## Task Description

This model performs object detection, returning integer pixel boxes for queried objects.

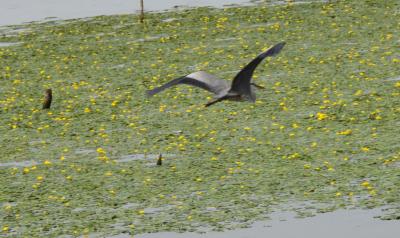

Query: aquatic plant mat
[1,0,399,236]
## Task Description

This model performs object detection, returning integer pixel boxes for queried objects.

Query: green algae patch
[1,0,400,237]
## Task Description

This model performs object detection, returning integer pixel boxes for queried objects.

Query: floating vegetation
[0,0,399,237]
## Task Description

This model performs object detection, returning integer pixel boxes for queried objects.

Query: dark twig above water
[157,154,162,166]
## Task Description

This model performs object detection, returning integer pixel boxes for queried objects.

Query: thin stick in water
[139,0,144,23]
[157,154,162,166]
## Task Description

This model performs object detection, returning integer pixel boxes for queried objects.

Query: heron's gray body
[146,42,286,107]
[185,71,230,97]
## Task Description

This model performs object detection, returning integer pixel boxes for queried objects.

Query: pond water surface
[0,0,255,26]
[135,208,399,238]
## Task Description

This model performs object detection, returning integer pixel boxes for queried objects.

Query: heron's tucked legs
[204,96,229,107]
[250,83,265,89]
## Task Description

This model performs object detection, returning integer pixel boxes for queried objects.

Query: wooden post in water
[139,0,144,23]
[42,89,52,109]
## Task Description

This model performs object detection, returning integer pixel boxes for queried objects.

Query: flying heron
[146,42,285,107]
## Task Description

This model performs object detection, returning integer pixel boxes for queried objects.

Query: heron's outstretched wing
[230,42,286,99]
[146,71,230,96]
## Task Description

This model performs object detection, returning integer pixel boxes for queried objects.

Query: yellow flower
[316,112,328,120]
[361,181,370,187]
[111,100,118,107]
[96,148,106,154]
[159,105,167,112]
[43,160,52,165]
[354,90,363,96]
[235,161,244,166]
[310,142,318,147]
[288,153,300,159]
[105,171,113,176]
[361,147,370,152]
[337,129,352,135]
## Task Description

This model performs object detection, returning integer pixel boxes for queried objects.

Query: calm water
[135,208,399,238]
[0,0,254,26]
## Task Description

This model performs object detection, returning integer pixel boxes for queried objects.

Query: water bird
[146,42,285,107]
[42,89,52,109]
